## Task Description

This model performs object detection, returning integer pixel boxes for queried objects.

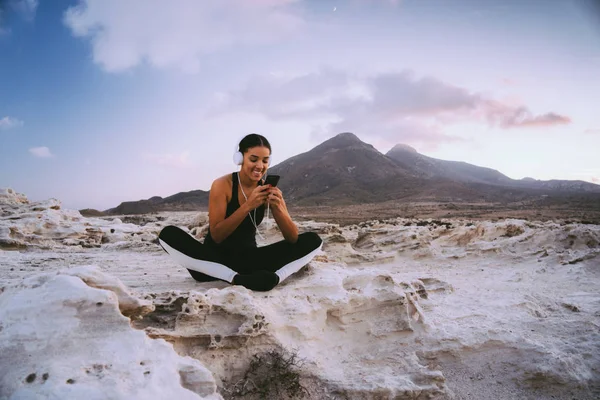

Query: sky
[1,0,599,210]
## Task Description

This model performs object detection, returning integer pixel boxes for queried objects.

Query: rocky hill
[385,143,600,193]
[104,190,210,215]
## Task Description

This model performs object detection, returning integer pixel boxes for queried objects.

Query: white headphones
[233,140,244,165]
[233,150,244,165]
[232,135,274,168]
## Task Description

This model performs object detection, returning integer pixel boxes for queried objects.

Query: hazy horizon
[2,0,599,210]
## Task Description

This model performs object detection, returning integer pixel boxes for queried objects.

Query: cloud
[10,0,38,20]
[509,112,571,128]
[359,72,571,129]
[483,104,571,128]
[211,67,350,119]
[144,151,193,169]
[365,71,481,118]
[0,116,24,130]
[29,146,54,158]
[592,177,600,184]
[585,128,600,134]
[63,0,303,73]
[213,68,571,147]
[0,0,38,29]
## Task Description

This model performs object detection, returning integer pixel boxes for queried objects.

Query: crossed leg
[158,226,323,291]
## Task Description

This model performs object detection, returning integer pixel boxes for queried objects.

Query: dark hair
[238,133,271,154]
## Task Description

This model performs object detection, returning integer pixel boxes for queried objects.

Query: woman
[158,134,323,291]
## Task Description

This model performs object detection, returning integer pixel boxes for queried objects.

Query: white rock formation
[1,189,599,399]
[137,265,444,398]
[0,265,221,400]
[0,188,161,250]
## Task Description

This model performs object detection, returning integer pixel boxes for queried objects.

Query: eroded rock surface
[2,189,599,399]
[0,266,221,400]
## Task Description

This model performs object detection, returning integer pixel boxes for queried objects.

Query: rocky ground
[289,198,600,226]
[1,188,599,399]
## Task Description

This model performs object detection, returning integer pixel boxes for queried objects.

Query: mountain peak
[388,143,418,154]
[334,132,361,141]
[325,132,363,146]
[315,132,370,151]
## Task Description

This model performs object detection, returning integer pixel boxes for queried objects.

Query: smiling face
[241,145,270,182]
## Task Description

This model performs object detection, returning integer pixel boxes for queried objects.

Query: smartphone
[263,174,280,187]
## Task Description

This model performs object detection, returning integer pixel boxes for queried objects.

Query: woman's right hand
[244,185,269,211]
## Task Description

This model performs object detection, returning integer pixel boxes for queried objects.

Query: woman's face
[242,145,270,181]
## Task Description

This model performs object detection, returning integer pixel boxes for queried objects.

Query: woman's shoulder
[214,173,234,183]
[210,173,234,193]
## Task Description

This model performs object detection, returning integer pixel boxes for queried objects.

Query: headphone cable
[237,172,265,241]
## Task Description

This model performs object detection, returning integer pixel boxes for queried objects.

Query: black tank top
[204,172,265,249]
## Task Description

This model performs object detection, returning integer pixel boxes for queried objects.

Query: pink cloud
[362,73,571,129]
[584,128,600,134]
[511,112,571,127]
[215,68,572,148]
[484,104,571,128]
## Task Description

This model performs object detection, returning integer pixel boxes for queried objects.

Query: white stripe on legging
[159,238,237,283]
[275,241,323,283]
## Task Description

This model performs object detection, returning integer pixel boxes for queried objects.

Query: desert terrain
[1,188,599,399]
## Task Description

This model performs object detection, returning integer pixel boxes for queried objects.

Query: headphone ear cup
[233,151,243,165]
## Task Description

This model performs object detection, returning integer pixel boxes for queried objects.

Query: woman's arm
[268,187,298,243]
[208,178,250,244]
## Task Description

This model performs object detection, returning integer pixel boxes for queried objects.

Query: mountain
[514,178,600,192]
[266,132,538,205]
[385,144,600,193]
[79,208,107,217]
[267,132,424,205]
[385,144,513,185]
[99,132,600,214]
[104,190,209,215]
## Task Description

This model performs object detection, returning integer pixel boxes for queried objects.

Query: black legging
[158,225,323,288]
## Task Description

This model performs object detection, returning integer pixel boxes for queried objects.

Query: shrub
[224,349,308,400]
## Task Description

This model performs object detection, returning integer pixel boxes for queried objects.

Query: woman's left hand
[266,186,298,242]
[267,187,286,211]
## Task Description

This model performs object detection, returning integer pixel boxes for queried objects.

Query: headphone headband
[232,134,273,167]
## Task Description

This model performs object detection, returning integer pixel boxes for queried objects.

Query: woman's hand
[244,185,269,211]
[267,187,286,211]
[266,186,297,242]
